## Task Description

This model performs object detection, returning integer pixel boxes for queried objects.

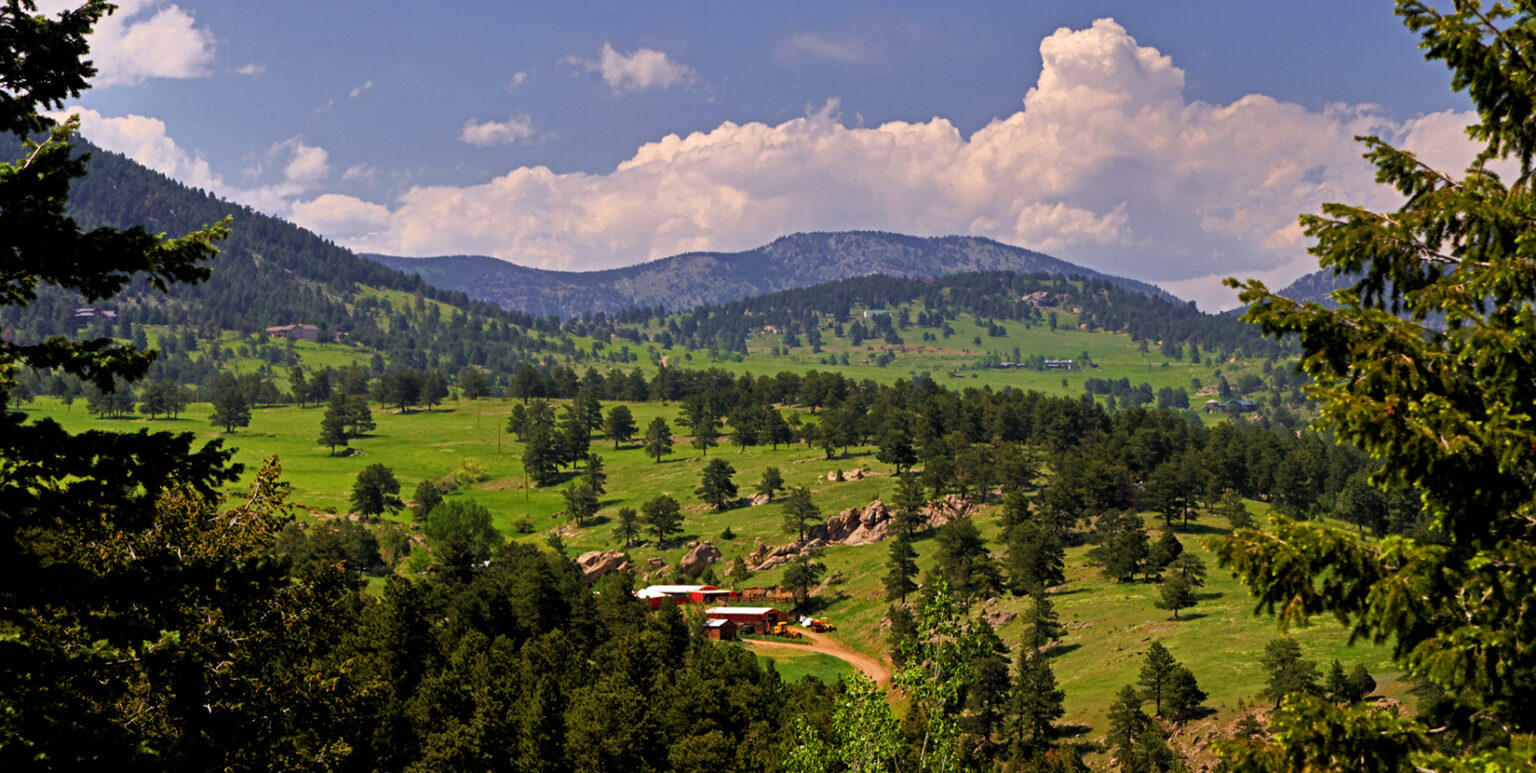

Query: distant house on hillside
[862,309,891,319]
[72,307,117,328]
[1043,359,1074,370]
[266,323,322,342]
[1204,399,1261,414]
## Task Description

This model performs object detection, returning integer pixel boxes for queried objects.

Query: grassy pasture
[23,390,1396,741]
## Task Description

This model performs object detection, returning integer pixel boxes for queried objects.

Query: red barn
[705,606,787,635]
[634,584,737,609]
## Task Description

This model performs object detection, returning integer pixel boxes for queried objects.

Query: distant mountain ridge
[365,232,1175,317]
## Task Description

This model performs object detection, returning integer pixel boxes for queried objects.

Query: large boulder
[575,550,632,580]
[679,540,722,575]
[924,494,973,528]
[808,498,892,545]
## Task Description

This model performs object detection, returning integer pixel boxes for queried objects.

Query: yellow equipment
[810,618,836,632]
[772,621,801,638]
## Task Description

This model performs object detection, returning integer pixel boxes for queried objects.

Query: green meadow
[22,384,1395,743]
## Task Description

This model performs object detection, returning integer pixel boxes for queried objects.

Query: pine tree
[892,471,928,537]
[615,506,640,547]
[603,404,636,448]
[643,416,673,463]
[883,531,919,603]
[411,479,441,523]
[318,401,349,454]
[1154,573,1197,621]
[782,486,822,542]
[696,458,738,510]
[1006,519,1065,595]
[1106,685,1151,765]
[641,494,682,545]
[1138,642,1178,717]
[351,464,402,516]
[1022,587,1064,650]
[1006,648,1065,759]
[756,466,784,501]
[209,379,251,433]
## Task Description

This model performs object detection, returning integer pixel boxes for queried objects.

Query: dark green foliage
[411,478,442,522]
[756,465,784,501]
[1007,648,1065,759]
[1106,685,1152,765]
[209,376,250,432]
[422,498,500,561]
[782,485,822,542]
[562,481,600,526]
[1022,587,1064,650]
[695,457,738,510]
[643,416,674,462]
[782,553,825,604]
[1005,519,1065,595]
[641,494,683,545]
[1154,573,1197,620]
[884,531,919,603]
[603,403,636,447]
[615,506,640,547]
[351,463,402,516]
[275,518,383,576]
[318,398,349,454]
[931,514,1002,608]
[892,471,928,536]
[1258,638,1319,708]
[1165,665,1206,721]
[1088,511,1149,583]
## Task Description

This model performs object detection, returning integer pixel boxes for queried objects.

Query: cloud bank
[67,18,1485,309]
[36,0,216,87]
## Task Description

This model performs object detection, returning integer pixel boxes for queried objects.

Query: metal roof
[706,606,777,616]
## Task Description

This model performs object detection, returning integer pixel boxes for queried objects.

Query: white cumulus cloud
[63,19,1489,311]
[35,0,216,87]
[349,80,373,99]
[569,42,696,92]
[233,63,265,77]
[460,115,536,146]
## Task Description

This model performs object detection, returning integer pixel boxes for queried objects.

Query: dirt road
[743,629,892,687]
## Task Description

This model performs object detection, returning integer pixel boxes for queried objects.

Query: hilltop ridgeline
[366,231,1174,318]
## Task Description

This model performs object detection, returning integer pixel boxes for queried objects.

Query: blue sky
[43,1,1478,309]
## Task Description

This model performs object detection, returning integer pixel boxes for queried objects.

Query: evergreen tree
[781,485,822,542]
[520,417,561,486]
[643,416,674,463]
[1007,648,1065,759]
[351,463,402,516]
[209,378,251,433]
[932,514,1002,608]
[344,393,374,437]
[318,401,349,454]
[782,553,825,605]
[615,506,640,547]
[562,481,600,526]
[582,452,607,496]
[420,369,448,411]
[641,494,682,545]
[1165,665,1207,721]
[1154,573,1197,621]
[1006,519,1065,595]
[1106,685,1151,766]
[883,531,919,603]
[1022,587,1064,650]
[755,466,784,501]
[1148,529,1183,575]
[1138,642,1178,717]
[457,365,489,399]
[1087,511,1149,583]
[288,365,308,407]
[1257,638,1319,709]
[763,408,794,449]
[411,479,441,523]
[892,471,928,537]
[603,403,636,448]
[696,458,738,510]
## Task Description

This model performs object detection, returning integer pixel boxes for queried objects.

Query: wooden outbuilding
[703,619,738,641]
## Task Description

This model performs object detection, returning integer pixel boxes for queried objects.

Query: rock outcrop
[679,541,722,574]
[807,499,892,545]
[575,550,631,580]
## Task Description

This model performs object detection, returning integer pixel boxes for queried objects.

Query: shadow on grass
[1044,642,1082,658]
[1170,612,1210,622]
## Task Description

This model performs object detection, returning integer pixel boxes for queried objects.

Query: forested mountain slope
[367,231,1175,318]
